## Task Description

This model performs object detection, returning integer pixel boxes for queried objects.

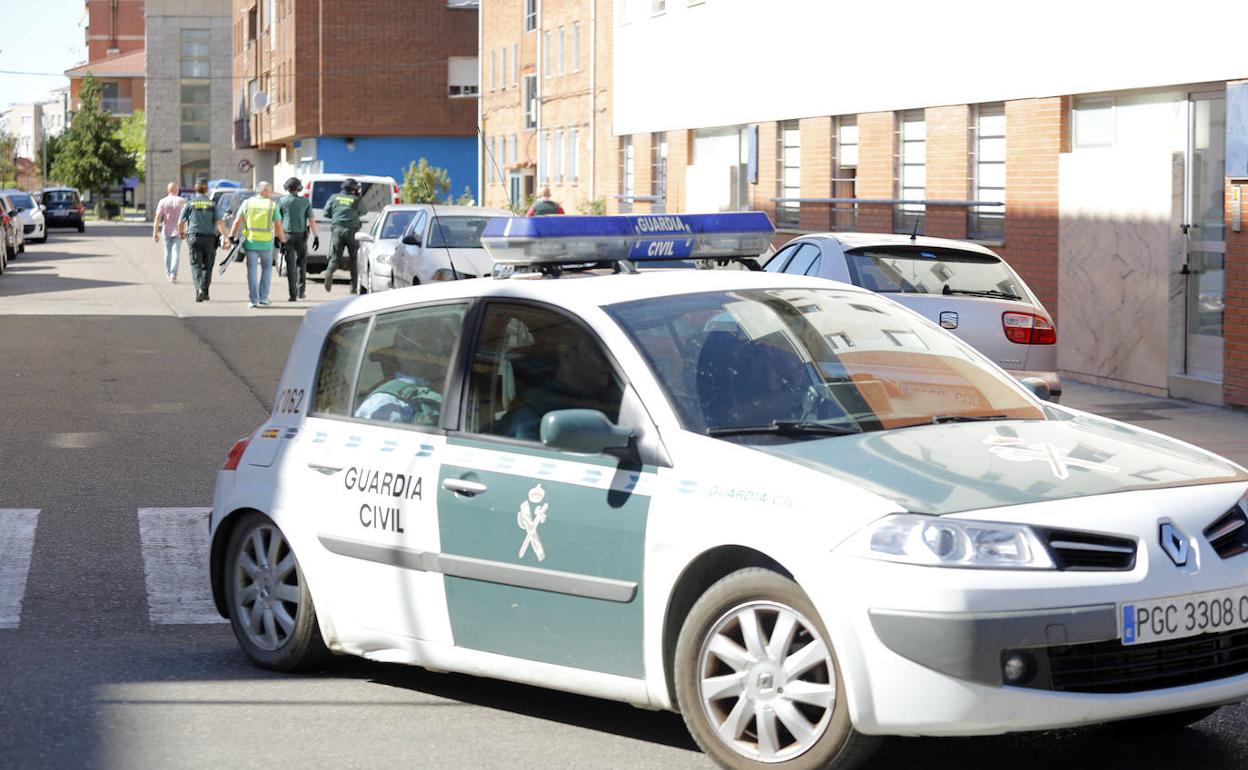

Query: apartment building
[479,0,614,213]
[146,0,266,206]
[70,0,147,115]
[2,104,43,162]
[84,0,146,61]
[232,0,479,199]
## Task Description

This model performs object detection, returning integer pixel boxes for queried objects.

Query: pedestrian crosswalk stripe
[0,509,39,630]
[137,508,227,626]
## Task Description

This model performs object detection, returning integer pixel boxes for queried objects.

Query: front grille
[1037,528,1137,571]
[1015,629,1248,693]
[22,224,34,234]
[1204,505,1248,560]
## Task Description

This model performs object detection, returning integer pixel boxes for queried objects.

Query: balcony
[101,97,133,115]
[234,118,253,149]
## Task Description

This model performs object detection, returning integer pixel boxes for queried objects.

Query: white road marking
[137,508,226,625]
[0,509,39,630]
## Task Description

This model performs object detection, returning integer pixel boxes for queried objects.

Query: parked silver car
[353,204,422,293]
[388,205,514,285]
[765,232,1061,399]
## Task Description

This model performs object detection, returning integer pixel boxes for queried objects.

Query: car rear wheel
[76,222,85,233]
[224,512,329,671]
[675,568,878,770]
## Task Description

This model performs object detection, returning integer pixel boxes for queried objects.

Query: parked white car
[389,205,513,285]
[766,233,1061,400]
[295,173,401,272]
[209,212,1248,770]
[354,204,422,293]
[0,190,45,244]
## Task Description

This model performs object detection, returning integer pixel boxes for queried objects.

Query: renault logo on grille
[1159,522,1191,567]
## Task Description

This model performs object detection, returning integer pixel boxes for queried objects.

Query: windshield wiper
[929,414,1010,424]
[941,286,1021,301]
[707,420,863,438]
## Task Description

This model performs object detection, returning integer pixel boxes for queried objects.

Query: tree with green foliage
[51,76,133,215]
[455,186,475,206]
[116,110,145,182]
[400,158,452,204]
[0,128,17,188]
[576,198,607,215]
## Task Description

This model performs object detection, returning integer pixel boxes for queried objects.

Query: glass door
[1183,92,1227,381]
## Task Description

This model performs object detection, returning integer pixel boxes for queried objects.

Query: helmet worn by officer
[341,178,361,194]
[283,177,303,193]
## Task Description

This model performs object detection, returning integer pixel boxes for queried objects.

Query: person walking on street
[525,187,565,216]
[229,181,286,309]
[276,177,317,301]
[178,178,226,302]
[153,182,186,283]
[323,178,367,294]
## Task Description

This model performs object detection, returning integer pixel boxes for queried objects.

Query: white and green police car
[209,213,1248,770]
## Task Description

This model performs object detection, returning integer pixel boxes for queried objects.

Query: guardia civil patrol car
[210,212,1248,770]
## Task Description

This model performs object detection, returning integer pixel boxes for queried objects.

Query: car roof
[375,204,513,217]
[306,267,873,329]
[41,187,78,192]
[799,231,1000,257]
[303,173,397,183]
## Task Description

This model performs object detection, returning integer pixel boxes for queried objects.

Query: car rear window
[844,246,1026,301]
[42,190,79,206]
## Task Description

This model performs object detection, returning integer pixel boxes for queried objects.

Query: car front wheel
[224,512,329,671]
[675,568,878,770]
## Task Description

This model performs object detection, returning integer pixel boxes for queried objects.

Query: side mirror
[6,210,15,218]
[1019,377,1052,402]
[401,232,421,247]
[39,204,46,212]
[355,232,374,243]
[540,409,632,454]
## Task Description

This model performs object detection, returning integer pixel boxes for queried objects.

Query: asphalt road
[1,224,1247,769]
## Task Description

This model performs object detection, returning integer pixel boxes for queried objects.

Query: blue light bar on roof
[481,212,775,266]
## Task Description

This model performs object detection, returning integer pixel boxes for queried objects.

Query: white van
[296,173,401,272]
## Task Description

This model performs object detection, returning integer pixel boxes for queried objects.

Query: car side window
[313,318,370,416]
[352,303,469,426]
[464,302,623,442]
[783,243,820,276]
[764,243,801,273]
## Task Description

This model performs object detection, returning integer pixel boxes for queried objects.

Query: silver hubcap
[233,524,300,651]
[697,601,837,763]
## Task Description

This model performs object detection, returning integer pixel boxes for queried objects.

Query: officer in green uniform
[323,178,367,294]
[276,177,318,301]
[177,177,227,302]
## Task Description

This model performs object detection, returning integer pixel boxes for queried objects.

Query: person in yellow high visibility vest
[229,181,286,308]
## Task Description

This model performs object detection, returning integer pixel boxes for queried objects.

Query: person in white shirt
[152,183,187,282]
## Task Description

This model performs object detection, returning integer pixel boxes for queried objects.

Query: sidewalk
[1063,380,1248,468]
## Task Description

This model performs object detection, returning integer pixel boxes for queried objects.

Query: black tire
[223,512,330,671]
[76,222,85,233]
[674,568,879,770]
[17,240,23,254]
[34,236,46,244]
[1110,706,1221,733]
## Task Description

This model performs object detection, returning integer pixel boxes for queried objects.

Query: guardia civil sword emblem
[517,483,550,561]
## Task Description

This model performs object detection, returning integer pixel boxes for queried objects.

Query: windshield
[380,210,417,240]
[607,288,1043,439]
[5,193,35,210]
[845,246,1027,300]
[426,215,490,249]
[42,190,79,206]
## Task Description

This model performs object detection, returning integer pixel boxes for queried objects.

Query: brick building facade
[85,0,146,61]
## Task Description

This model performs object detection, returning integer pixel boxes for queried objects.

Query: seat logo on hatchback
[939,311,958,329]
[1159,522,1191,567]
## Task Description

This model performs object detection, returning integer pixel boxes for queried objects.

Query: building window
[523,75,538,129]
[524,0,537,31]
[181,83,211,144]
[651,132,667,212]
[619,136,634,213]
[180,149,210,189]
[496,137,506,184]
[568,128,579,183]
[512,44,519,85]
[572,23,581,72]
[539,130,549,182]
[775,120,800,229]
[246,6,258,45]
[969,103,1006,241]
[1073,97,1113,148]
[508,134,517,166]
[894,110,925,234]
[653,0,666,12]
[554,129,564,182]
[490,49,497,91]
[832,116,858,230]
[500,47,507,89]
[181,29,211,79]
[448,57,479,97]
[543,30,551,77]
[558,26,566,76]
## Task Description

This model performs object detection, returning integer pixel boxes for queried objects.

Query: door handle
[442,478,488,496]
[307,462,344,475]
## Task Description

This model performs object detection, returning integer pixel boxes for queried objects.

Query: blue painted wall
[313,136,477,203]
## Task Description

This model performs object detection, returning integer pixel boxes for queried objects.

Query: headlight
[843,513,1055,570]
[375,252,390,265]
[430,268,458,281]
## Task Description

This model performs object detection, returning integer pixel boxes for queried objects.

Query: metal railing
[100,97,133,115]
[769,197,1004,238]
[233,118,253,149]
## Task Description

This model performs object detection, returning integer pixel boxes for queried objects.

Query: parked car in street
[215,190,256,260]
[765,232,1061,400]
[0,200,13,274]
[0,194,26,257]
[39,187,85,232]
[389,205,513,285]
[0,190,46,244]
[353,204,422,293]
[297,173,401,272]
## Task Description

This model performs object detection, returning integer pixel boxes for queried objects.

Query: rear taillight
[1002,312,1056,345]
[223,434,252,470]
[392,184,401,204]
